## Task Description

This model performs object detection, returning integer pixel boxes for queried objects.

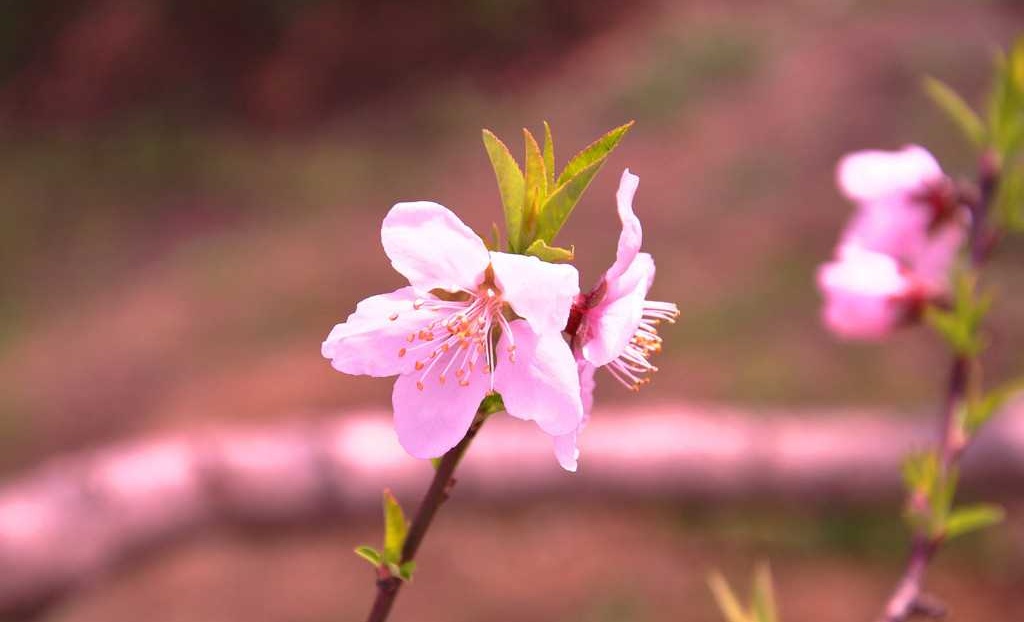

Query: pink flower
[556,169,679,469]
[837,145,961,263]
[818,146,966,340]
[322,201,584,465]
[817,243,917,340]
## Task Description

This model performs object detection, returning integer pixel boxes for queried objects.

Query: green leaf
[751,563,778,622]
[524,239,575,262]
[537,158,604,244]
[482,129,526,252]
[398,560,417,581]
[556,121,634,187]
[945,503,1005,540]
[382,489,409,565]
[965,377,1024,434]
[708,572,750,622]
[354,545,382,567]
[925,270,991,356]
[543,121,556,189]
[522,128,548,248]
[923,76,986,148]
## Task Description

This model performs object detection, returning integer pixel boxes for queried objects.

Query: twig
[875,153,1000,622]
[364,413,486,622]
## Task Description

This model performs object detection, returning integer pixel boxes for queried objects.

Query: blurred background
[3,0,1024,620]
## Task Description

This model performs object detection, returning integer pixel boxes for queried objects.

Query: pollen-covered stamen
[607,299,679,391]
[391,288,508,391]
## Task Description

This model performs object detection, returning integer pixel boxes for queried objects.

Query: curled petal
[494,320,583,436]
[322,287,442,377]
[604,169,642,283]
[490,252,579,336]
[550,360,596,472]
[392,360,490,459]
[382,201,490,292]
[817,244,911,340]
[837,145,943,203]
[581,253,654,367]
[912,221,965,294]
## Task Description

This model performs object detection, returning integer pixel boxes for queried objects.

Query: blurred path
[3,403,1024,618]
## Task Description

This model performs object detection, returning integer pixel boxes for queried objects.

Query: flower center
[606,300,679,392]
[393,286,515,391]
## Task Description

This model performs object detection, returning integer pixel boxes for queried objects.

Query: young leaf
[522,128,548,248]
[751,563,778,622]
[398,560,417,581]
[923,76,986,148]
[708,572,750,622]
[542,121,556,189]
[382,489,409,565]
[537,158,605,244]
[482,130,526,252]
[354,545,382,567]
[944,503,1005,540]
[965,377,1024,434]
[525,239,575,263]
[556,121,634,187]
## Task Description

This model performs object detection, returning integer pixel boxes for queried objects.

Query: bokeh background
[3,0,1024,620]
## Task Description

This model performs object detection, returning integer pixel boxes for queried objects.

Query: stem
[364,413,487,622]
[875,152,999,622]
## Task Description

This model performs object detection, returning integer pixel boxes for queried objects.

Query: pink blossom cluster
[322,170,678,470]
[817,146,967,340]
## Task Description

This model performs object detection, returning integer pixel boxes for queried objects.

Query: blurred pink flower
[819,146,966,340]
[557,169,679,469]
[817,243,916,340]
[838,145,962,262]
[322,201,583,465]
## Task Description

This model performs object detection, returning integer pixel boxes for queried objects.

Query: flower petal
[322,287,442,377]
[490,252,579,336]
[494,320,583,436]
[604,169,642,283]
[392,360,490,459]
[911,221,964,293]
[381,201,490,292]
[837,145,943,203]
[553,432,579,472]
[817,244,910,340]
[841,197,930,260]
[581,253,654,367]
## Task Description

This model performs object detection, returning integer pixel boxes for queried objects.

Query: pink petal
[911,222,964,293]
[381,201,490,293]
[322,287,443,377]
[841,197,931,261]
[817,244,910,340]
[581,253,654,367]
[604,169,642,283]
[494,320,583,436]
[578,360,596,421]
[552,432,579,472]
[490,252,579,336]
[392,360,490,459]
[836,145,943,203]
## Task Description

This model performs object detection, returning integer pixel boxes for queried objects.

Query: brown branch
[364,414,485,622]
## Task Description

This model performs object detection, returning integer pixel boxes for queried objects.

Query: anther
[398,348,407,358]
[416,381,425,391]
[388,312,399,321]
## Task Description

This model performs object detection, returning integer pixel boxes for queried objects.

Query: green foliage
[922,76,986,148]
[945,503,1005,540]
[994,163,1024,231]
[525,239,575,262]
[900,451,1004,541]
[482,130,526,252]
[924,270,991,357]
[962,377,1024,434]
[708,563,779,622]
[353,490,415,581]
[481,121,633,252]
